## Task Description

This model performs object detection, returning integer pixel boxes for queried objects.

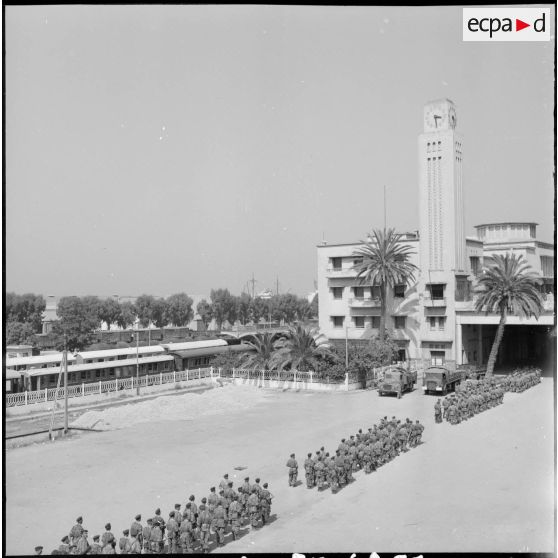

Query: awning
[169,343,252,359]
[161,339,228,352]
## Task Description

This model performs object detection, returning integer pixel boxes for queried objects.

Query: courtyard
[5,378,555,555]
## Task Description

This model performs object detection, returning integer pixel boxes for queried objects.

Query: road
[5,378,554,555]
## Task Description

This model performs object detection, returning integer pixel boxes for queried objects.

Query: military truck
[378,365,417,398]
[422,363,464,395]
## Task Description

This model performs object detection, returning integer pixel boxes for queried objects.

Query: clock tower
[418,98,466,274]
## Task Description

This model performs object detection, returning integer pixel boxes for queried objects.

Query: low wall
[6,378,216,417]
[230,377,365,392]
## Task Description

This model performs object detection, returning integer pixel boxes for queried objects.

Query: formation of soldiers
[501,367,541,392]
[435,379,504,424]
[48,473,273,554]
[292,416,425,494]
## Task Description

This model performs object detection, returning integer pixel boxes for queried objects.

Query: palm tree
[237,332,279,371]
[474,253,544,377]
[352,228,418,343]
[270,324,333,372]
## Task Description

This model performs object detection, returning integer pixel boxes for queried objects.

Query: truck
[422,364,464,395]
[378,366,417,398]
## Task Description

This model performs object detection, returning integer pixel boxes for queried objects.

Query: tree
[197,299,213,330]
[135,295,156,328]
[98,298,121,331]
[235,293,252,325]
[249,297,269,324]
[353,228,418,343]
[309,293,318,319]
[6,321,36,345]
[238,332,280,370]
[270,324,334,372]
[164,293,194,327]
[51,296,100,351]
[270,293,300,324]
[116,301,137,330]
[81,296,103,329]
[474,253,544,377]
[151,298,168,328]
[210,289,237,330]
[6,292,46,332]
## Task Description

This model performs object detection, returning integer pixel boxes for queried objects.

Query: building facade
[317,99,555,370]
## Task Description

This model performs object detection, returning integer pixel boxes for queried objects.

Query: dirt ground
[5,379,555,555]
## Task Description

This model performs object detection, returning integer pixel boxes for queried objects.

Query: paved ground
[5,378,555,555]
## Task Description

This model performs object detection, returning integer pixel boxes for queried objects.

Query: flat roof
[77,346,165,360]
[161,339,228,351]
[474,222,538,228]
[23,355,174,377]
[6,353,76,367]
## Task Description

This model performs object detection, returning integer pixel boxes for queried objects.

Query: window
[394,316,406,329]
[109,369,115,377]
[96,370,101,378]
[394,284,405,298]
[354,316,365,328]
[49,374,55,384]
[430,351,445,366]
[332,316,345,328]
[353,257,363,266]
[331,287,344,299]
[429,284,445,299]
[469,256,480,276]
[331,257,342,270]
[353,286,365,299]
[81,371,86,379]
[371,316,380,329]
[371,286,381,299]
[429,317,446,330]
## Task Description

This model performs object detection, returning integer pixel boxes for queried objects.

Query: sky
[5,5,555,299]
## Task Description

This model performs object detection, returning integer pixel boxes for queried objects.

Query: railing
[423,296,447,307]
[348,297,381,307]
[5,368,214,408]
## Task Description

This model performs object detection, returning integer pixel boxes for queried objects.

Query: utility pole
[63,333,68,435]
[136,323,140,396]
[250,273,257,299]
[345,324,349,369]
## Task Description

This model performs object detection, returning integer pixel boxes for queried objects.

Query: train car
[9,338,254,393]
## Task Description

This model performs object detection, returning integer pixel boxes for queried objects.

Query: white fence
[5,368,213,408]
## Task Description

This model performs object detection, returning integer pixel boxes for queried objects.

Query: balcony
[348,297,381,308]
[423,296,447,308]
[325,266,357,278]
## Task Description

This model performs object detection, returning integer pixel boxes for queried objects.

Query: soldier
[327,456,338,493]
[314,455,326,490]
[219,473,230,491]
[58,536,71,554]
[150,518,163,554]
[142,519,153,554]
[434,398,442,423]
[343,450,354,482]
[228,494,242,540]
[69,516,84,546]
[447,399,457,425]
[286,453,298,487]
[398,423,408,452]
[179,512,195,554]
[102,540,117,555]
[334,450,345,488]
[252,477,263,497]
[130,514,142,545]
[174,504,182,528]
[166,511,179,554]
[260,482,273,525]
[197,502,212,554]
[236,487,248,526]
[129,533,142,555]
[153,508,166,537]
[101,524,115,552]
[304,452,315,488]
[119,529,131,555]
[224,482,236,518]
[240,476,251,496]
[442,396,450,421]
[203,487,216,514]
[247,487,260,529]
[213,500,227,546]
[89,536,102,555]
[76,530,90,555]
[34,546,43,555]
[415,420,424,444]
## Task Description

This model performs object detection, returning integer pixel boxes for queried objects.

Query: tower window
[394,316,406,329]
[354,316,365,328]
[394,284,406,298]
[332,316,345,328]
[331,287,344,299]
[330,257,342,270]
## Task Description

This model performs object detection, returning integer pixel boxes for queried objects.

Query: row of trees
[212,324,401,381]
[5,293,47,345]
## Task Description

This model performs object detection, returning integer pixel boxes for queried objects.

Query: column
[455,321,463,365]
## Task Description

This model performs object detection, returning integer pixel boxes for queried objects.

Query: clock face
[448,106,457,129]
[424,107,446,131]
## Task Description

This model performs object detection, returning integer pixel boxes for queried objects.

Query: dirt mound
[71,384,269,430]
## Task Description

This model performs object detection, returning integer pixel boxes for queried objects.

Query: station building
[317,99,555,371]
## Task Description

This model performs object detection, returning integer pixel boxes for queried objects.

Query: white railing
[5,368,213,408]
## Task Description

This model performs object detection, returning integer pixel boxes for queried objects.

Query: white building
[317,99,555,370]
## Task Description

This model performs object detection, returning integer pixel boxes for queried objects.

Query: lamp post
[135,323,140,396]
[63,333,69,435]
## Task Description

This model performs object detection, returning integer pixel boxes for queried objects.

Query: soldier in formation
[50,473,274,554]
[502,367,541,392]
[298,417,424,494]
[438,377,505,425]
[286,453,299,486]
